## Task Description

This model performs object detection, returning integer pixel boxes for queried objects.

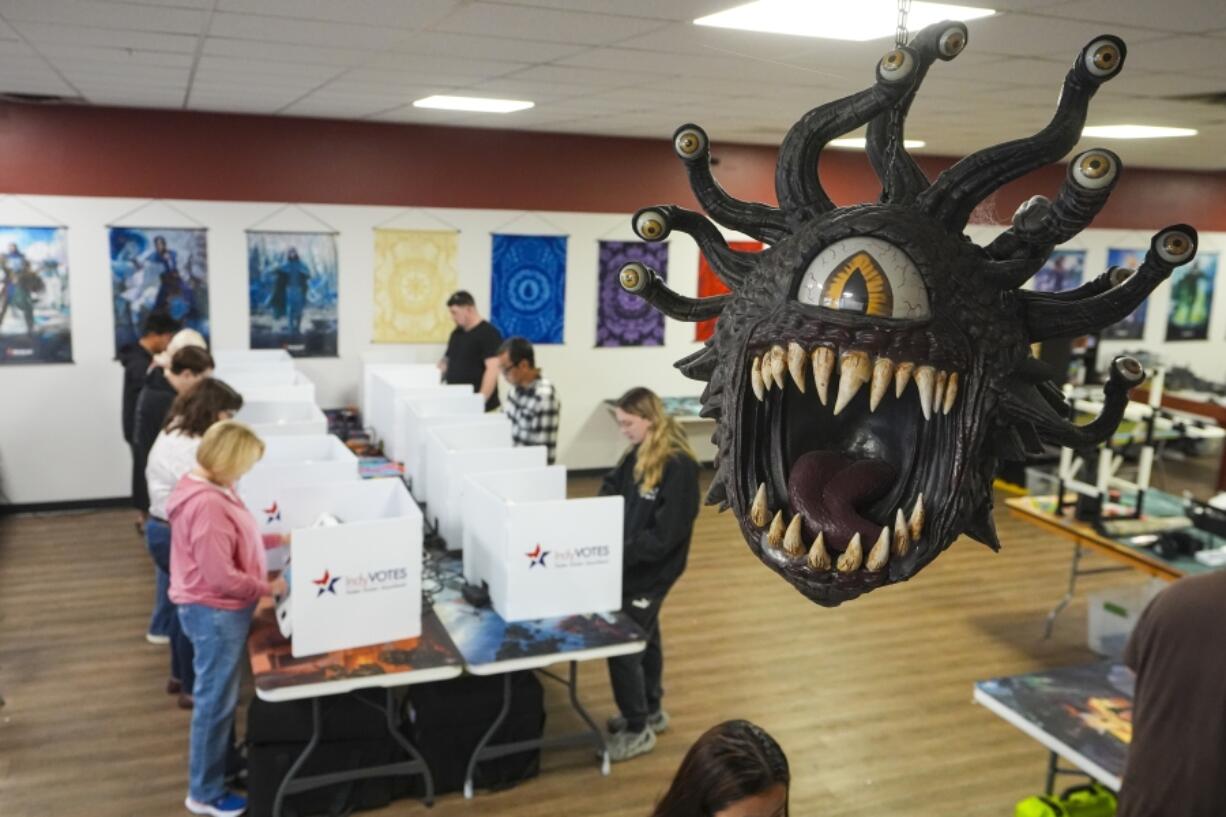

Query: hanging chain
[895,0,912,48]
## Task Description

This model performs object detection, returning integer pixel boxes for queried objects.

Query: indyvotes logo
[311,565,411,596]
[525,544,611,570]
[263,501,281,523]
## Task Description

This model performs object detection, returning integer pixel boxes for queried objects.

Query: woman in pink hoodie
[168,420,284,817]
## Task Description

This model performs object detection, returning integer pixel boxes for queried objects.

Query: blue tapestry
[596,240,668,347]
[110,227,208,354]
[490,234,567,344]
[247,231,339,358]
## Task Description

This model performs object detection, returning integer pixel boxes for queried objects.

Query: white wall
[0,195,711,504]
[2,195,1223,505]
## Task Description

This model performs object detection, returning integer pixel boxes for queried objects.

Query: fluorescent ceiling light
[412,95,534,113]
[695,0,994,41]
[1081,124,1197,139]
[830,137,926,149]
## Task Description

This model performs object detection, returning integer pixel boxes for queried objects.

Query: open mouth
[737,337,963,595]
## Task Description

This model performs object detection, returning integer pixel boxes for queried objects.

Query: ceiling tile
[0,0,206,33]
[201,36,373,67]
[958,11,1166,59]
[37,43,193,68]
[499,63,658,88]
[1120,35,1226,75]
[208,12,410,49]
[12,21,198,51]
[389,30,586,63]
[1030,0,1226,33]
[433,2,667,46]
[483,0,729,23]
[216,0,461,29]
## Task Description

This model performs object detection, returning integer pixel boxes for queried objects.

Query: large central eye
[796,237,930,320]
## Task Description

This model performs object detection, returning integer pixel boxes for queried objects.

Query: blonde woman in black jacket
[601,387,700,762]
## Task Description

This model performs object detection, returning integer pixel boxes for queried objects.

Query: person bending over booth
[118,311,180,529]
[145,379,244,708]
[438,290,503,411]
[601,387,700,762]
[650,720,790,817]
[1117,570,1226,817]
[498,336,561,464]
[168,420,284,817]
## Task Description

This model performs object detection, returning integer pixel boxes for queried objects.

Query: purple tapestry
[597,240,668,347]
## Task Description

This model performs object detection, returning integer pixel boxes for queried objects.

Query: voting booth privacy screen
[363,364,443,448]
[390,389,483,465]
[404,413,505,501]
[244,478,423,657]
[237,399,328,436]
[216,367,316,404]
[240,434,359,500]
[463,467,624,621]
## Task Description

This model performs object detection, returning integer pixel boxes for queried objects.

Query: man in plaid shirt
[498,337,560,464]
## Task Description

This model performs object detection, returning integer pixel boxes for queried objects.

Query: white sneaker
[146,632,170,645]
[607,728,657,762]
[185,793,247,817]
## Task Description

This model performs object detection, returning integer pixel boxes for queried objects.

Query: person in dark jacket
[600,386,700,763]
[118,311,180,445]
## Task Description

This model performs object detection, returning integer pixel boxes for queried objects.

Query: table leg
[563,661,609,775]
[464,673,513,800]
[272,691,435,816]
[273,698,323,817]
[1045,750,1059,796]
[1044,544,1083,640]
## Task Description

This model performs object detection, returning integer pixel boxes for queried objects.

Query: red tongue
[787,451,896,552]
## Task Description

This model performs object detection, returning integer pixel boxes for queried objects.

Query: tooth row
[753,484,925,574]
[749,346,960,418]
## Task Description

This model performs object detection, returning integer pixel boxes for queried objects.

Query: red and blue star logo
[263,501,281,523]
[312,569,340,597]
[525,544,549,568]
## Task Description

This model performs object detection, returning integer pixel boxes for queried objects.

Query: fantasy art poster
[372,228,457,344]
[1165,252,1216,342]
[596,240,668,347]
[1033,249,1085,293]
[0,226,71,365]
[490,233,567,344]
[696,240,761,342]
[247,231,338,358]
[110,227,208,354]
[1101,248,1149,340]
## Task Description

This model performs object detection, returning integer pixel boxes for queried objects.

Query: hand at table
[269,576,288,599]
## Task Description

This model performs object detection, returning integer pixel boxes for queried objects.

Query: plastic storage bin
[1087,579,1165,658]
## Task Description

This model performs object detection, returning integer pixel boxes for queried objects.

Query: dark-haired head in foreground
[651,720,789,817]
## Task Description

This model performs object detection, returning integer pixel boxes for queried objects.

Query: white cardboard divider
[244,479,423,657]
[383,386,474,463]
[432,445,547,552]
[394,390,484,469]
[405,414,509,502]
[461,467,623,622]
[213,349,292,367]
[217,368,316,404]
[422,419,512,528]
[238,399,328,437]
[362,364,442,444]
[240,434,359,500]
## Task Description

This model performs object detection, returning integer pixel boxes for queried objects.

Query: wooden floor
[1,454,1216,817]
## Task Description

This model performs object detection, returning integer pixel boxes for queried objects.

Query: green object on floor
[1015,783,1116,817]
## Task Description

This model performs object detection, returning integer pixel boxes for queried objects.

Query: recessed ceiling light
[829,137,926,149]
[1081,124,1197,139]
[412,95,534,113]
[694,0,994,41]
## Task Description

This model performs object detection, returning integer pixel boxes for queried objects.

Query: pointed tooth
[933,370,948,414]
[894,361,915,398]
[908,494,925,541]
[806,531,832,570]
[836,533,863,573]
[811,347,834,406]
[783,514,805,556]
[769,345,786,390]
[750,356,765,402]
[787,342,807,393]
[833,351,871,416]
[869,357,894,412]
[767,511,785,548]
[866,527,890,572]
[893,508,912,557]
[943,372,959,415]
[750,483,770,528]
[914,365,935,420]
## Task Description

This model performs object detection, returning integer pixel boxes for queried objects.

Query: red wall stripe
[0,102,1223,231]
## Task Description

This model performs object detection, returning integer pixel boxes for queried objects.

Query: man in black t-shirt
[438,290,502,411]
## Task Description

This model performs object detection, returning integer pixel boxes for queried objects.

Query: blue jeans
[178,603,254,803]
[145,519,194,689]
[145,518,176,637]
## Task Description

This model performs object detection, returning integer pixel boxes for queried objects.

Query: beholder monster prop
[617,22,1199,606]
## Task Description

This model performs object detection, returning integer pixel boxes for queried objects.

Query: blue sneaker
[185,792,247,817]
